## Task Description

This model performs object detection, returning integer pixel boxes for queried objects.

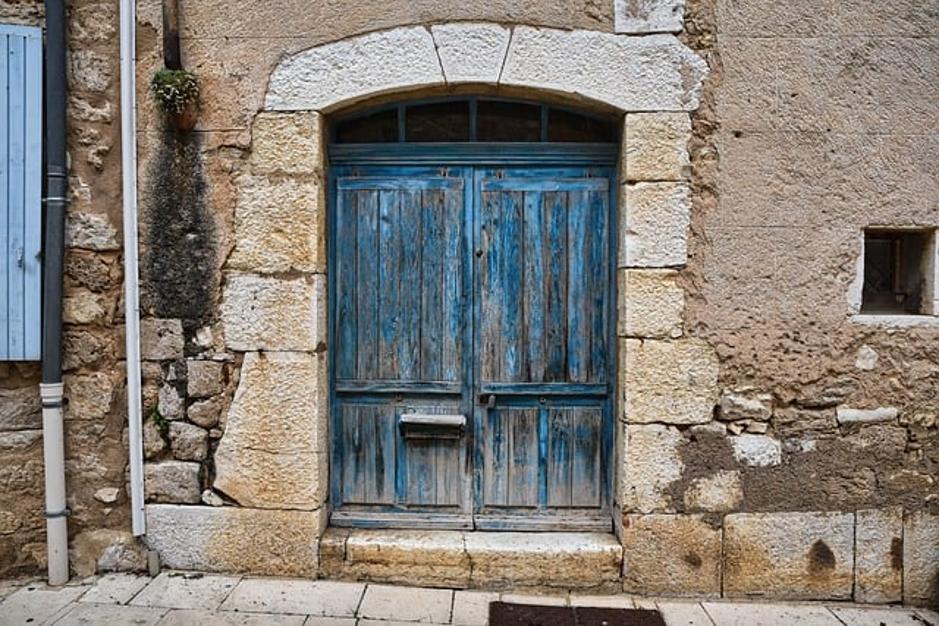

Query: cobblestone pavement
[0,572,936,625]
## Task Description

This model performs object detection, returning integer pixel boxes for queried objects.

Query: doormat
[489,601,667,626]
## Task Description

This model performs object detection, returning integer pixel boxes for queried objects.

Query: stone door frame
[148,21,712,577]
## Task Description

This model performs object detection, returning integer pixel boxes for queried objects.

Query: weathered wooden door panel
[473,168,613,527]
[331,169,472,521]
[331,164,614,530]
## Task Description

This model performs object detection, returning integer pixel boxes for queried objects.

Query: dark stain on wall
[143,132,217,324]
[808,540,836,575]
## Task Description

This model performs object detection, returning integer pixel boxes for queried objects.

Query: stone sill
[319,527,623,592]
[850,314,939,328]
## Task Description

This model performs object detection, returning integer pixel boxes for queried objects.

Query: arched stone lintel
[264,23,708,114]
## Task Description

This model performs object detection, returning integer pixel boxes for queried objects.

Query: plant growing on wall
[150,68,200,131]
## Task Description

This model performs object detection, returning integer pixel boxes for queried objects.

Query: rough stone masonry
[0,0,935,609]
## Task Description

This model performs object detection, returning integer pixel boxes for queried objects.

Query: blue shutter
[0,25,43,361]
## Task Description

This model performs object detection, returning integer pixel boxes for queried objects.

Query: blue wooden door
[473,167,613,530]
[330,164,614,530]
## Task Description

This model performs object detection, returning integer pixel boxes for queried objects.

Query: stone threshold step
[320,528,623,592]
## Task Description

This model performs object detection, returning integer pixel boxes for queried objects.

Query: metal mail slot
[399,413,466,439]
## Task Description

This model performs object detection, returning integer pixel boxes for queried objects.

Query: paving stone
[55,602,167,625]
[500,592,568,606]
[568,594,633,608]
[160,610,307,625]
[655,601,715,625]
[451,590,499,625]
[130,572,241,610]
[358,584,453,624]
[79,573,151,605]
[302,618,357,626]
[0,584,89,625]
[219,579,363,617]
[701,602,842,625]
[829,607,924,626]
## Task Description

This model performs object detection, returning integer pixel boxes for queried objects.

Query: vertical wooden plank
[500,191,524,381]
[340,405,366,504]
[357,189,380,379]
[441,182,463,382]
[544,192,568,382]
[364,405,396,504]
[406,439,436,505]
[420,188,443,381]
[567,189,589,383]
[398,187,422,379]
[571,407,602,507]
[435,442,460,506]
[0,33,9,357]
[378,189,401,379]
[508,408,539,507]
[523,191,546,382]
[335,188,358,379]
[588,187,609,383]
[22,31,41,359]
[483,407,507,506]
[479,188,502,382]
[6,33,25,359]
[546,408,573,507]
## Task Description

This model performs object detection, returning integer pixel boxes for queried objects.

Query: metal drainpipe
[40,0,70,586]
[121,0,146,537]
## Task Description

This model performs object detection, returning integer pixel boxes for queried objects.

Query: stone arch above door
[264,23,708,113]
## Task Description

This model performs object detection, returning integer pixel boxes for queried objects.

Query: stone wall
[0,0,141,578]
[0,0,934,607]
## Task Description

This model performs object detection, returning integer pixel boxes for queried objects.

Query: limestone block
[618,269,684,339]
[464,532,622,589]
[623,338,719,425]
[836,407,899,425]
[157,384,183,420]
[188,398,222,429]
[904,510,939,606]
[731,434,781,467]
[227,175,325,274]
[325,529,471,588]
[854,345,879,370]
[621,424,683,513]
[724,512,855,600]
[221,275,319,351]
[169,422,208,462]
[250,111,323,176]
[62,289,108,325]
[614,0,686,34]
[145,504,320,577]
[773,407,837,437]
[142,419,166,459]
[64,372,115,421]
[214,352,327,510]
[266,27,443,111]
[719,390,773,422]
[501,28,707,112]
[69,50,112,92]
[0,387,41,430]
[622,514,721,596]
[139,318,184,361]
[144,461,201,504]
[187,360,224,398]
[432,23,510,84]
[625,113,690,182]
[65,212,119,251]
[620,183,691,268]
[683,470,743,512]
[855,507,902,604]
